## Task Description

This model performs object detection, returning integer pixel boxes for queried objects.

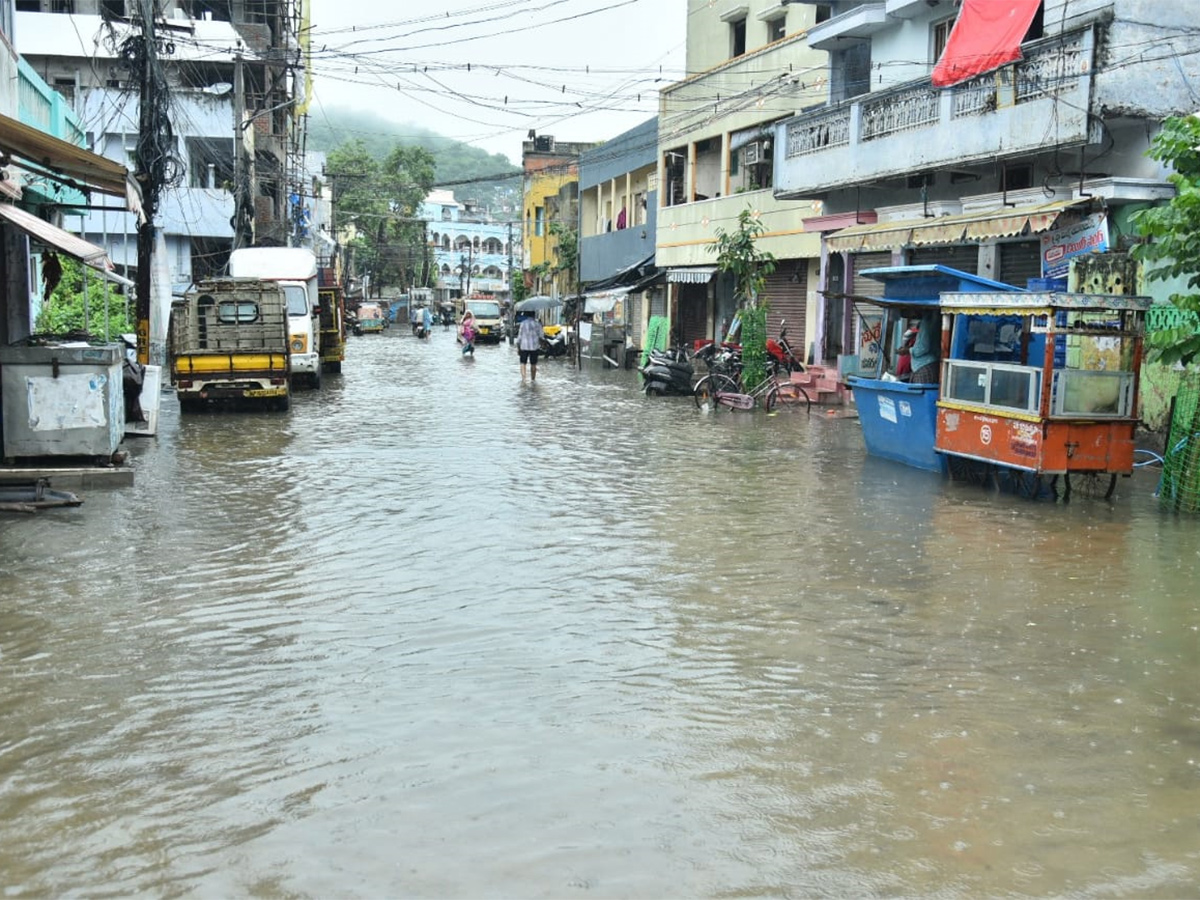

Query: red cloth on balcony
[931,0,1042,88]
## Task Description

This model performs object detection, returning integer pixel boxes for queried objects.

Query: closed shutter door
[998,239,1041,288]
[678,283,708,345]
[650,288,667,319]
[908,244,979,273]
[762,267,807,350]
[851,251,894,297]
[628,292,643,346]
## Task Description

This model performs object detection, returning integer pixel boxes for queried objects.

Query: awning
[730,122,779,152]
[583,288,630,314]
[667,266,717,284]
[0,111,132,200]
[826,199,1088,253]
[0,202,123,281]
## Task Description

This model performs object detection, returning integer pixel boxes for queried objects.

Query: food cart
[935,288,1150,499]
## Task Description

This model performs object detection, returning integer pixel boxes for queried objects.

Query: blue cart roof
[857,265,1025,306]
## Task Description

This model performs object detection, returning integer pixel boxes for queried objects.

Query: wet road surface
[2,326,1199,897]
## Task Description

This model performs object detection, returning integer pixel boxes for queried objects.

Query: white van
[229,248,322,388]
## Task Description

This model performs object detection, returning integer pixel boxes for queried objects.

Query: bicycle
[695,358,811,412]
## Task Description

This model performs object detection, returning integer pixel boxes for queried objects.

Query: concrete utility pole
[134,0,162,367]
[232,51,247,251]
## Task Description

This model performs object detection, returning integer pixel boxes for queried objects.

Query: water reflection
[0,330,1197,897]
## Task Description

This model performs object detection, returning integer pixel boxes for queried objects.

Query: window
[15,1,38,13]
[731,17,746,57]
[933,17,953,64]
[217,301,259,324]
[534,207,544,237]
[664,148,686,207]
[50,0,73,11]
[282,284,308,317]
[841,43,871,101]
[767,16,786,43]
[1002,163,1033,192]
[816,4,832,24]
[100,0,126,16]
[53,78,76,104]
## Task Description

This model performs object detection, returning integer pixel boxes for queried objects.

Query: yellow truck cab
[170,278,292,411]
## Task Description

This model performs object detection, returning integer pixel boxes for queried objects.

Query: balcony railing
[784,29,1091,162]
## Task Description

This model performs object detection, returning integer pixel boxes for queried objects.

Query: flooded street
[2,327,1199,898]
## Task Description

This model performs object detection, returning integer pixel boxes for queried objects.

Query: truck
[318,267,347,373]
[228,247,323,388]
[169,278,292,412]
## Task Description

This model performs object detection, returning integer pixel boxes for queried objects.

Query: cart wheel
[948,455,990,487]
[1012,471,1046,500]
[1066,472,1118,501]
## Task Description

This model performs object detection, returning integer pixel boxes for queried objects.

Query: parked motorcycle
[640,346,695,396]
[540,329,568,358]
[766,318,805,373]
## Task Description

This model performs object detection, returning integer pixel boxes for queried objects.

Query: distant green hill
[306,108,521,213]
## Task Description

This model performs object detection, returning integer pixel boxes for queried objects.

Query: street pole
[134,0,161,367]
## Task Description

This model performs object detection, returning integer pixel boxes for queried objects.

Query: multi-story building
[423,188,516,304]
[522,134,594,299]
[657,1,829,357]
[578,116,662,355]
[0,0,131,345]
[772,0,1199,371]
[17,0,303,291]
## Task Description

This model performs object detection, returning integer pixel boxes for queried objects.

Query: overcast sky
[305,0,688,164]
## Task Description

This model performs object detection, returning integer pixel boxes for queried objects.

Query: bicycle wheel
[694,374,737,409]
[773,380,811,413]
[762,386,779,412]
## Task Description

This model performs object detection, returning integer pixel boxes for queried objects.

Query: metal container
[0,341,125,459]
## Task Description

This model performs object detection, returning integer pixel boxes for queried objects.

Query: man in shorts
[517,312,543,381]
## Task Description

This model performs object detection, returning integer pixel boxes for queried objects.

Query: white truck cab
[229,248,322,388]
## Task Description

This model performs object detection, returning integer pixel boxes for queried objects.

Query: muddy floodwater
[2,327,1198,898]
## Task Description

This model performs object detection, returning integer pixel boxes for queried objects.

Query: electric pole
[133,0,158,366]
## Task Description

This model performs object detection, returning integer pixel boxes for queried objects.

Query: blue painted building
[422,190,516,304]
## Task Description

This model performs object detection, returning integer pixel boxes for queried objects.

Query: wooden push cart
[934,289,1151,500]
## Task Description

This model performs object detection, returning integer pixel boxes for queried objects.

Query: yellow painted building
[521,136,596,297]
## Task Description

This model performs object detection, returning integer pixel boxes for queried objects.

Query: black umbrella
[514,295,561,313]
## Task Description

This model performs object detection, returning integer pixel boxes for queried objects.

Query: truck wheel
[276,392,291,412]
[179,397,203,414]
[310,365,322,390]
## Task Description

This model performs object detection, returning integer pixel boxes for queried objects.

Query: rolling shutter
[851,251,894,297]
[762,267,807,351]
[677,283,708,345]
[908,244,980,273]
[998,239,1042,288]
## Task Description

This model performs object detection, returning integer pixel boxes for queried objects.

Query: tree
[35,256,132,338]
[1131,115,1200,367]
[711,207,776,389]
[326,140,436,295]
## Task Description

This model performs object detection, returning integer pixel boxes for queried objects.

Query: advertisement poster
[858,312,882,373]
[1040,212,1109,278]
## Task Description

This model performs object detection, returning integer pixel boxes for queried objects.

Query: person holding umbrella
[517,311,543,381]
